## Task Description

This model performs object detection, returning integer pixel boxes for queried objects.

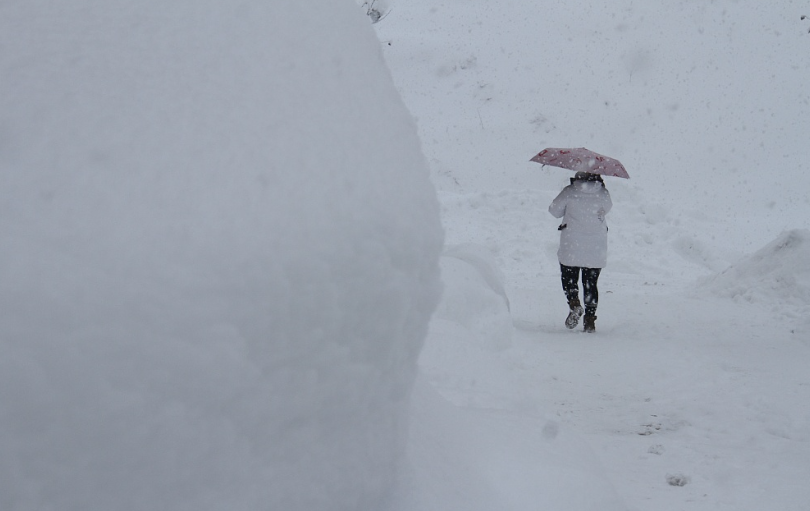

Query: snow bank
[0,1,442,510]
[702,230,810,307]
[435,244,512,351]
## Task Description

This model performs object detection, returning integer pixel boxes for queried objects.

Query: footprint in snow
[666,473,691,487]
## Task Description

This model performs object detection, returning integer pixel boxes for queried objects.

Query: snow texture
[435,244,512,350]
[3,0,810,510]
[702,229,810,308]
[374,0,810,509]
[0,1,442,510]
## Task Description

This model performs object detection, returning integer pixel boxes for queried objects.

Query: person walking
[548,171,612,332]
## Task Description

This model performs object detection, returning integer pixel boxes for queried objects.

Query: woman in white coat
[548,171,612,332]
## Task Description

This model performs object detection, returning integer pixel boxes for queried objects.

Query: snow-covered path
[515,288,809,511]
[420,258,810,510]
[409,189,810,511]
[373,1,810,507]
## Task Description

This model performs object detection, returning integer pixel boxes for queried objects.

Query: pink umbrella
[530,147,629,179]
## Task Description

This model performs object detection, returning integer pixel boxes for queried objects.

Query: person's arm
[602,188,613,215]
[548,188,569,219]
[597,188,612,224]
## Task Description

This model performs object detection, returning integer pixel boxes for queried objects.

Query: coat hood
[572,180,605,194]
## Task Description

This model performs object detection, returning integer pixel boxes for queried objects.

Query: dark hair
[570,173,605,185]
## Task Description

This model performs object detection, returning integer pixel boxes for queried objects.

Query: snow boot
[583,314,596,333]
[565,295,584,329]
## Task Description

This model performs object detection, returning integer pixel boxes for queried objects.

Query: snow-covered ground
[374,1,810,509]
[3,0,809,509]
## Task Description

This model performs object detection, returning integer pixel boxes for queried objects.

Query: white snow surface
[0,1,442,510]
[3,0,810,510]
[375,0,810,510]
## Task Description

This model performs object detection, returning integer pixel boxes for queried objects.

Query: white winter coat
[548,180,612,268]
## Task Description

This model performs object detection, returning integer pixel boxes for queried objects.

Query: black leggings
[560,264,601,314]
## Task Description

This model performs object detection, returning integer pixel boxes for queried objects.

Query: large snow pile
[0,1,442,510]
[434,243,512,351]
[702,229,810,315]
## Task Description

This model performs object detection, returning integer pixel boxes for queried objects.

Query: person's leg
[560,263,579,299]
[581,267,602,332]
[560,264,583,329]
[581,267,601,313]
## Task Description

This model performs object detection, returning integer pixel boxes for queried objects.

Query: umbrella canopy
[530,147,629,179]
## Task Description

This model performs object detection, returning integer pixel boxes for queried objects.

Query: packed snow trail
[410,188,810,511]
[421,280,810,511]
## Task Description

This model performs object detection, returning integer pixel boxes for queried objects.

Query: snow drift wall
[703,230,810,304]
[701,230,810,325]
[0,1,442,510]
[435,244,512,351]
